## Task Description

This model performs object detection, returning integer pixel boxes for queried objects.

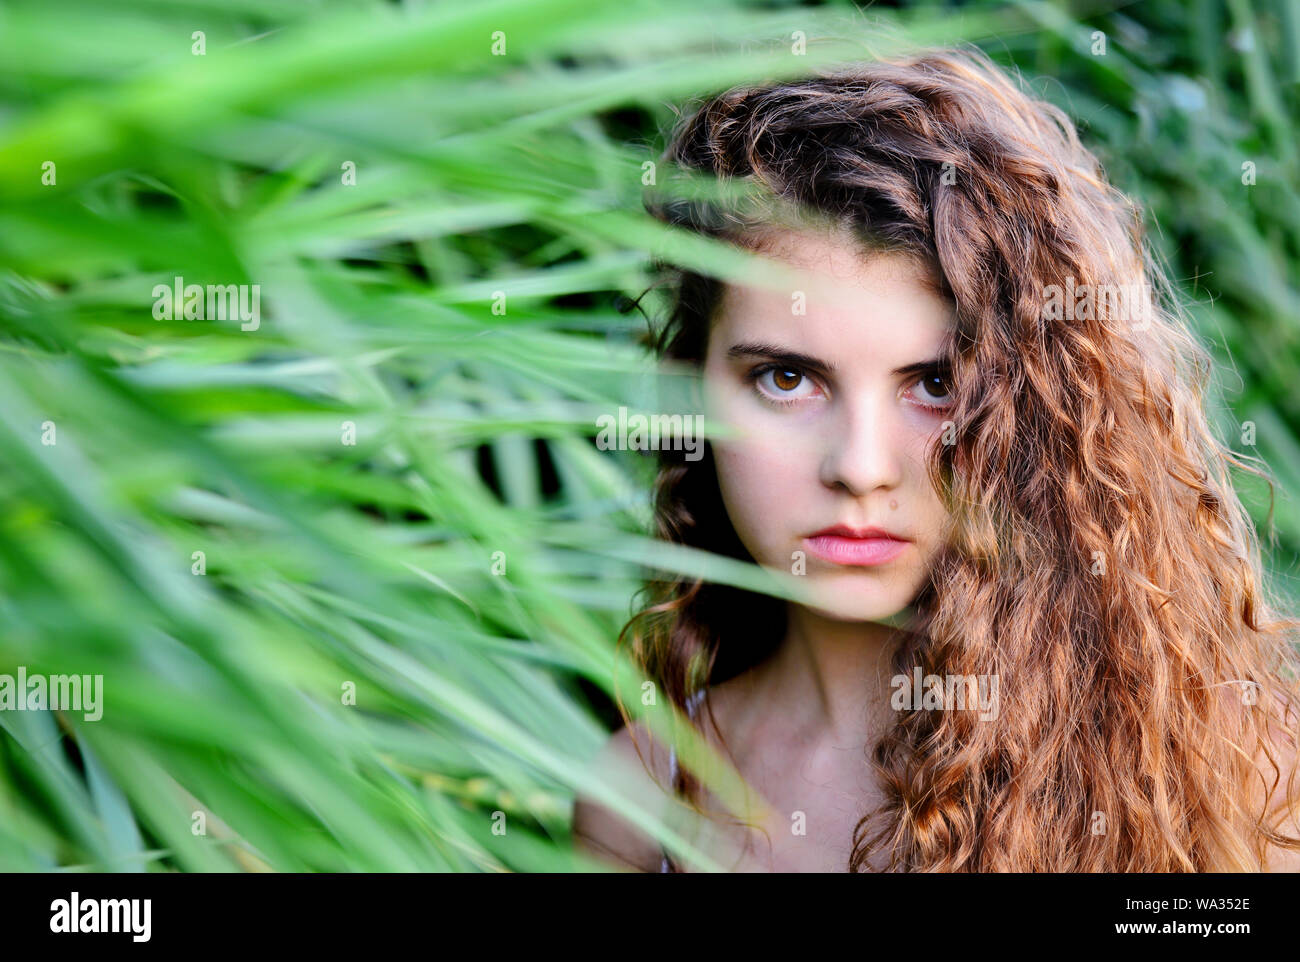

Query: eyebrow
[725,341,948,378]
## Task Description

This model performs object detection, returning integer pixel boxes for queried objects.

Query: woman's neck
[753,605,904,747]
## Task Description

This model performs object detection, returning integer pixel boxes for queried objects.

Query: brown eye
[753,365,821,403]
[922,374,949,398]
[772,369,802,391]
[908,370,955,410]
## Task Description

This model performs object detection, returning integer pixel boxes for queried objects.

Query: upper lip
[806,524,909,541]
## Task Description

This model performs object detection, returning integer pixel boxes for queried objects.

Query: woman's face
[703,227,955,623]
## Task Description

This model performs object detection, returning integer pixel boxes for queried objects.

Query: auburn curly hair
[616,45,1300,871]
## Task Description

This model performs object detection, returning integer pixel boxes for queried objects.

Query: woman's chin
[799,582,914,625]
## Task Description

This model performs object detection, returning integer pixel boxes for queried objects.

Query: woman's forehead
[731,223,944,295]
[712,237,954,361]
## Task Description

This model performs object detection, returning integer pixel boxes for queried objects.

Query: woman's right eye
[751,365,822,403]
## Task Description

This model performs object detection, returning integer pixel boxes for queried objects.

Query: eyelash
[744,364,816,407]
[744,363,954,411]
[907,372,955,412]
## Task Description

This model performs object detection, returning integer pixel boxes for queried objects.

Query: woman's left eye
[907,371,954,410]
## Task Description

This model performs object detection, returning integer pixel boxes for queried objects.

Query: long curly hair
[616,45,1300,871]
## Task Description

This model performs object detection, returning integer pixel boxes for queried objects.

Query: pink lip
[804,525,909,566]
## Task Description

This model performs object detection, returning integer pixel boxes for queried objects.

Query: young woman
[572,47,1300,872]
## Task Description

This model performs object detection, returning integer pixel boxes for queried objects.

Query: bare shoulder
[1253,688,1300,872]
[571,719,674,873]
[1259,757,1300,871]
[571,679,759,872]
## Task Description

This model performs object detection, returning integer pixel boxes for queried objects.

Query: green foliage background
[0,0,1296,871]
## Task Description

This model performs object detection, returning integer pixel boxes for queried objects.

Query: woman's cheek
[714,433,806,568]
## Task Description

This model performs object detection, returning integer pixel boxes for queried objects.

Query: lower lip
[804,535,908,566]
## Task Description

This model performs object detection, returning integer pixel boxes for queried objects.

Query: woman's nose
[818,395,902,497]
